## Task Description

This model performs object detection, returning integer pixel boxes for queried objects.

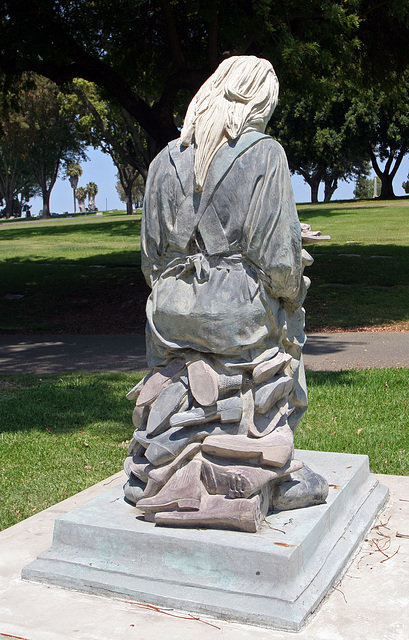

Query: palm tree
[66,162,83,213]
[76,186,87,213]
[86,181,98,211]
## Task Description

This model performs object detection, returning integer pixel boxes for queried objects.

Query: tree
[353,165,381,200]
[0,112,40,217]
[273,85,369,203]
[66,80,149,181]
[116,170,145,214]
[368,83,409,199]
[76,186,87,213]
[86,181,98,210]
[2,1,409,159]
[65,161,82,213]
[18,75,87,217]
[61,80,149,215]
[346,75,409,199]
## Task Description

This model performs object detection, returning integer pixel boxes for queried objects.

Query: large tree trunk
[125,196,133,215]
[42,190,51,217]
[35,162,59,218]
[0,161,17,217]
[294,166,324,204]
[310,180,320,204]
[379,173,396,199]
[369,147,406,200]
[324,178,338,202]
[125,184,133,215]
[3,188,14,218]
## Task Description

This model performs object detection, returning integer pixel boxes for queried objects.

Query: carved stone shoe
[170,393,242,428]
[136,458,202,513]
[139,420,244,466]
[123,474,145,505]
[248,398,290,438]
[146,377,188,436]
[201,457,303,499]
[254,374,294,414]
[136,358,185,406]
[154,491,268,533]
[252,352,292,384]
[271,463,329,511]
[201,428,293,467]
[187,358,219,406]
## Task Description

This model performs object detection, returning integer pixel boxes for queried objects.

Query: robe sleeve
[141,147,177,288]
[243,140,303,302]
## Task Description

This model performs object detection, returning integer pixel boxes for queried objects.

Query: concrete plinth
[22,450,388,631]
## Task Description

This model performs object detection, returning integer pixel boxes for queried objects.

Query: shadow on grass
[1,241,409,333]
[0,254,149,333]
[2,248,141,268]
[0,372,137,437]
[305,369,362,386]
[0,218,141,241]
[307,244,409,287]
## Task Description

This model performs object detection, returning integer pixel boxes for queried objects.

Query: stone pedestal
[22,450,388,631]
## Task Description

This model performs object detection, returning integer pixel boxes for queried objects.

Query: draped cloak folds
[141,131,308,428]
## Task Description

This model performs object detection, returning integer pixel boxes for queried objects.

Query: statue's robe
[141,131,308,429]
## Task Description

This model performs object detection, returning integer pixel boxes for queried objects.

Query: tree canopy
[0,74,86,216]
[2,0,409,160]
[272,81,371,203]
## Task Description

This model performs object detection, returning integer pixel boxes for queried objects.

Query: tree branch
[360,0,393,20]
[390,147,406,180]
[369,147,383,179]
[71,84,148,175]
[160,0,186,68]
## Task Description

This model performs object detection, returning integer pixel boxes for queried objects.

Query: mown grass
[0,214,149,333]
[0,372,143,530]
[295,367,409,475]
[1,368,408,531]
[300,199,409,330]
[0,214,141,263]
[0,200,408,332]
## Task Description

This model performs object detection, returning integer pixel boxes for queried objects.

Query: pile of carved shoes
[124,349,328,533]
[124,348,328,531]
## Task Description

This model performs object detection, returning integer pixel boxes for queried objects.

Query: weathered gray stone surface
[124,56,330,531]
[22,450,388,631]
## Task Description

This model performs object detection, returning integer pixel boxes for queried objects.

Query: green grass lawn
[1,368,407,531]
[1,200,408,333]
[0,371,143,530]
[299,198,409,330]
[0,214,149,333]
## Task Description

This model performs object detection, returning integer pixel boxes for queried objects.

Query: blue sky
[30,146,409,215]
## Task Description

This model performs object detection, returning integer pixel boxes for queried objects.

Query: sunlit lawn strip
[1,368,408,531]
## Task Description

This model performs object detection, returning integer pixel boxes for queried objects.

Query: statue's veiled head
[180,56,279,191]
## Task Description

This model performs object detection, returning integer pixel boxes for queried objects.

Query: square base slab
[22,450,388,631]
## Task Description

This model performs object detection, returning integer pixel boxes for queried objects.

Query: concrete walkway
[0,471,408,640]
[0,331,408,374]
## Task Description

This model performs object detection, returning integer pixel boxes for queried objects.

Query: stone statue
[124,56,329,532]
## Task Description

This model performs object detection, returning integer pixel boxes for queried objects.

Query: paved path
[0,331,408,374]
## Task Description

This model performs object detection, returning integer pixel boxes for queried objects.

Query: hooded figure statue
[124,56,328,532]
